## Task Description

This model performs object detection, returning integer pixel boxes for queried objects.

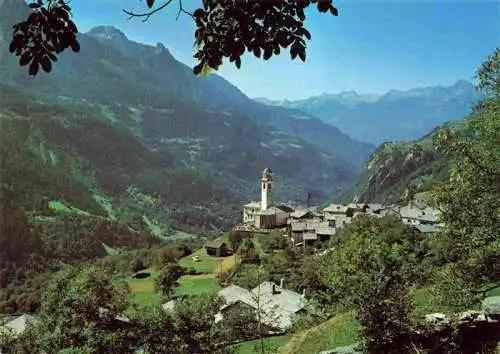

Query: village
[195,167,444,335]
[206,167,442,254]
[0,167,446,343]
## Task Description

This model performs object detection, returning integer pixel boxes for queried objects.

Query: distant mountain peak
[452,79,475,90]
[86,25,128,41]
[0,0,31,40]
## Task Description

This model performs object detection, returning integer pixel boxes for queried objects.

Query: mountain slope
[260,81,481,145]
[84,26,375,169]
[339,119,472,204]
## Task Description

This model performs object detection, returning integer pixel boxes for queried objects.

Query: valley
[0,0,498,353]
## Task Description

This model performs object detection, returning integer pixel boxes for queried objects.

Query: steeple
[261,167,273,211]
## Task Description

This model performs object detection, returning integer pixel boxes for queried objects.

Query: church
[242,168,291,230]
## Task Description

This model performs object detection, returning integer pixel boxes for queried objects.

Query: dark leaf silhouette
[317,0,332,13]
[11,0,340,76]
[40,56,52,73]
[29,61,39,76]
[298,48,306,62]
[70,40,81,53]
[19,52,32,66]
[193,63,203,76]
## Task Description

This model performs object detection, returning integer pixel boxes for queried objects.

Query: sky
[73,0,499,101]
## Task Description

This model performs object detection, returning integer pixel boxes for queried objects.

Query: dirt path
[278,315,344,354]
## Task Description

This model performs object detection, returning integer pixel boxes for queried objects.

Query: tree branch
[176,0,193,20]
[123,0,177,22]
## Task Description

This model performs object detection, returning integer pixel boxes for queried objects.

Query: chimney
[302,288,306,298]
[280,278,284,289]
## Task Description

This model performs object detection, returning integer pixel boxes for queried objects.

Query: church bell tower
[261,167,273,211]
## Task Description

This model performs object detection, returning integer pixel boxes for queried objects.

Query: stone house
[290,220,335,247]
[322,203,349,228]
[399,203,440,226]
[217,281,307,331]
[204,240,229,257]
[254,206,289,229]
[243,201,261,225]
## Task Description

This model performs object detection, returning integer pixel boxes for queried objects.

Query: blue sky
[73,0,499,100]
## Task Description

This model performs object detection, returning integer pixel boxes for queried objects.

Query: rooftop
[1,314,36,336]
[204,239,227,249]
[244,201,261,208]
[323,203,348,213]
[251,282,307,330]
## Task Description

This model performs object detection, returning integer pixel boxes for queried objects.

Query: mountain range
[0,0,480,258]
[0,0,377,260]
[255,80,482,145]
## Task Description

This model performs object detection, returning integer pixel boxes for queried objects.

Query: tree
[9,0,339,76]
[319,215,425,353]
[155,262,184,298]
[13,264,134,353]
[171,292,226,353]
[238,237,259,264]
[228,230,245,253]
[132,258,146,273]
[431,48,500,306]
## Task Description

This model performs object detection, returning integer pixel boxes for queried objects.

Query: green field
[176,275,219,297]
[178,234,233,274]
[127,236,237,309]
[279,312,361,354]
[178,248,227,274]
[234,335,291,354]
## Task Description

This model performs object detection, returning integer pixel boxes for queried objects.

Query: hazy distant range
[255,79,481,145]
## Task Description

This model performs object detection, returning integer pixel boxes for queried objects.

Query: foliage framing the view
[10,0,339,76]
[431,48,500,303]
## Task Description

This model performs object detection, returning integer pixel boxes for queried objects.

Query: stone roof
[251,282,307,330]
[291,221,334,236]
[98,307,131,323]
[218,282,307,331]
[290,210,314,219]
[244,201,261,208]
[257,206,288,216]
[323,203,348,213]
[219,284,258,310]
[1,314,36,336]
[162,300,176,314]
[204,239,227,249]
[400,205,440,222]
[276,205,295,213]
[346,203,368,210]
[414,224,438,234]
[366,203,383,212]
